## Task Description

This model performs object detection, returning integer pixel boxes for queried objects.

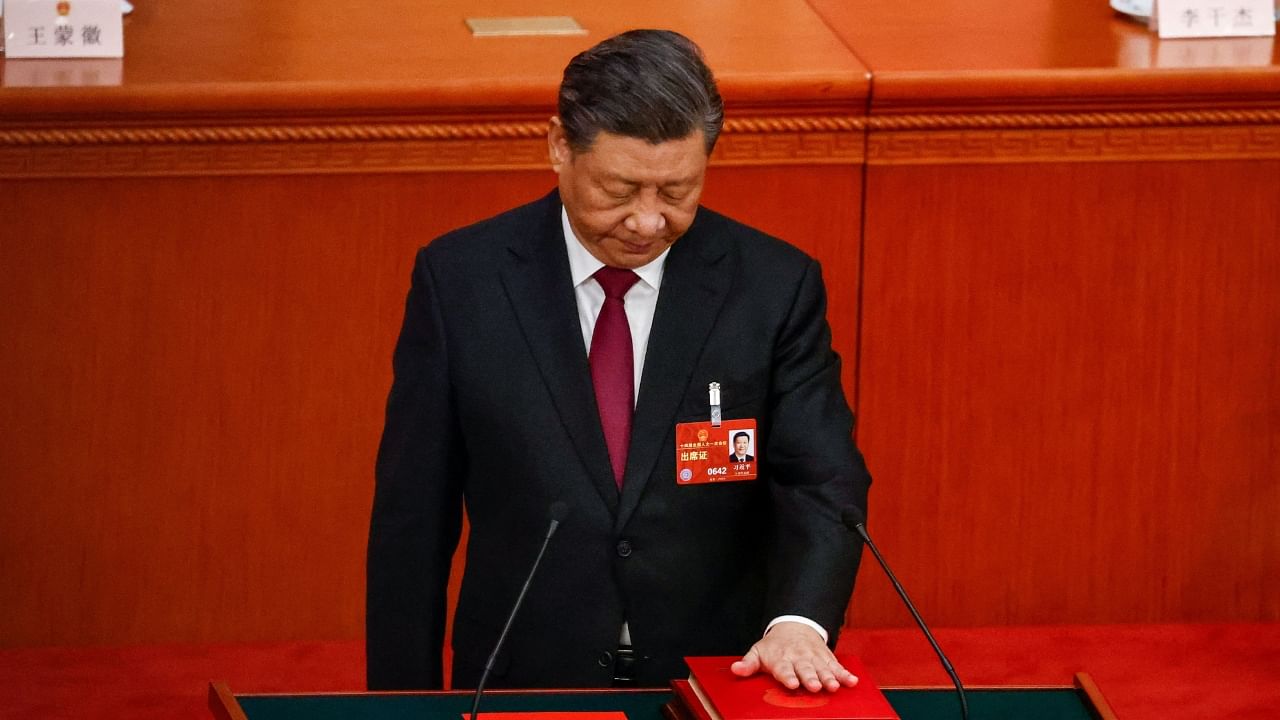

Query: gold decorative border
[5,108,1277,148]
[0,121,552,147]
[3,107,1279,176]
[0,116,867,177]
[867,124,1280,165]
[0,116,869,147]
[866,108,1280,132]
[0,138,550,177]
[863,108,1280,164]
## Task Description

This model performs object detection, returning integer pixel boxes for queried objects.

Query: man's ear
[548,117,571,173]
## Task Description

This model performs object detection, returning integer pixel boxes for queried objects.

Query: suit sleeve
[763,258,871,644]
[366,248,466,690]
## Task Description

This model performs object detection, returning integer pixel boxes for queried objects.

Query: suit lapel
[500,194,620,515]
[617,215,734,531]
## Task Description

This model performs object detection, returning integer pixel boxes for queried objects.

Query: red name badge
[675,419,758,484]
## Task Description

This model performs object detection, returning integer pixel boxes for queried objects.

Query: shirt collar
[562,206,668,291]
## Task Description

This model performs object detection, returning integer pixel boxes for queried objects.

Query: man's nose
[624,199,667,236]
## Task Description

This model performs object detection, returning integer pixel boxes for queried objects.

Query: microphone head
[841,506,867,530]
[549,501,570,524]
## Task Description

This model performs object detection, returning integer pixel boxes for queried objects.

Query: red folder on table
[679,655,898,720]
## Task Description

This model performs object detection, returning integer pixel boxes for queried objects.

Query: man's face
[734,436,750,456]
[549,118,708,269]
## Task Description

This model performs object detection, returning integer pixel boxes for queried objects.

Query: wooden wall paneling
[851,159,1280,627]
[812,0,1280,628]
[702,165,865,402]
[0,171,552,646]
[0,163,867,648]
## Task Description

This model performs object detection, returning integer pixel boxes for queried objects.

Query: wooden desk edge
[1075,672,1120,720]
[867,66,1280,115]
[208,681,249,720]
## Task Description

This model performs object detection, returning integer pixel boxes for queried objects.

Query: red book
[680,656,898,720]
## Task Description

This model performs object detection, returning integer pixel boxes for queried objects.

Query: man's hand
[730,621,859,692]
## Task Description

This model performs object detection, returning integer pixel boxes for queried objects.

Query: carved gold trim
[5,108,1277,148]
[867,124,1280,165]
[727,116,866,133]
[0,133,864,178]
[863,108,1280,163]
[865,108,1280,132]
[3,107,1278,176]
[0,116,867,147]
[0,116,866,177]
[0,121,552,146]
[716,130,864,165]
[0,139,549,178]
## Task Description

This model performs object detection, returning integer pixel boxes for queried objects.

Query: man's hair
[733,432,750,442]
[558,29,723,154]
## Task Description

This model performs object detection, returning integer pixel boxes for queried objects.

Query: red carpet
[0,624,1276,719]
[0,640,364,719]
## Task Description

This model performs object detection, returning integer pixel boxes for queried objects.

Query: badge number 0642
[675,419,758,484]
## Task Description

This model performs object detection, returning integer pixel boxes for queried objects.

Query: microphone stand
[846,510,969,720]
[469,503,567,720]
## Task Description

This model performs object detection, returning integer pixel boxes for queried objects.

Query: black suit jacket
[367,191,870,690]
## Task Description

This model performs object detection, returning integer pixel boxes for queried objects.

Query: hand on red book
[729,622,860,693]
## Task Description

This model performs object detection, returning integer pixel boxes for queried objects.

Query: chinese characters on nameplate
[1151,0,1277,38]
[4,0,124,58]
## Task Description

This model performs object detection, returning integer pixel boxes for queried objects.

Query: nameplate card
[1152,0,1277,38]
[4,0,124,58]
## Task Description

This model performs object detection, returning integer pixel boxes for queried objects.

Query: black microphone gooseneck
[469,501,570,720]
[842,508,969,720]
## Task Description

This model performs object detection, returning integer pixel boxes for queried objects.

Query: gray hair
[558,29,724,155]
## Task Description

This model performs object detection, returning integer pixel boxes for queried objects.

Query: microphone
[469,502,570,720]
[842,507,969,720]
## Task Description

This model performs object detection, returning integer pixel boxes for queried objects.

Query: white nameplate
[1153,0,1277,38]
[3,0,124,58]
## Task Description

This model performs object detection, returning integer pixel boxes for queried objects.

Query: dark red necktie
[590,267,640,489]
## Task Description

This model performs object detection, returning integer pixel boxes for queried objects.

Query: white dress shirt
[560,208,829,645]
[563,208,666,403]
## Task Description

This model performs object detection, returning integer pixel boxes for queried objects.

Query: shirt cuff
[764,615,829,644]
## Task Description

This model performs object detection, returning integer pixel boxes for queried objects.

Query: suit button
[616,540,632,558]
[597,651,613,667]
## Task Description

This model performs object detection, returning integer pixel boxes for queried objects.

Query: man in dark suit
[367,29,871,693]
